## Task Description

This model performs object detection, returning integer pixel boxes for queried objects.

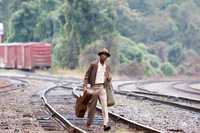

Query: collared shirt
[95,61,106,84]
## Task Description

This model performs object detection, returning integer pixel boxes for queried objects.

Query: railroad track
[135,80,200,99]
[0,79,12,89]
[189,82,200,91]
[41,82,161,133]
[2,73,199,132]
[0,74,75,132]
[0,76,29,93]
[172,81,200,95]
[116,81,200,113]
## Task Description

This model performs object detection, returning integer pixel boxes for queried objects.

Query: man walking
[83,48,112,131]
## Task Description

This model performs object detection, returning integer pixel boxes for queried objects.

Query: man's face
[100,53,108,62]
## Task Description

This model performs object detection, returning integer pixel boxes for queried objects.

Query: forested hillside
[0,0,200,77]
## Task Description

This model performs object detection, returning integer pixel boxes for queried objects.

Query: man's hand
[107,73,112,81]
[83,86,88,93]
[107,75,112,81]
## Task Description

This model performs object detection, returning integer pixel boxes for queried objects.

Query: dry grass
[35,66,85,79]
[35,66,122,80]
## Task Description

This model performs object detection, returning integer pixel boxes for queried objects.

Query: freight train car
[0,42,51,70]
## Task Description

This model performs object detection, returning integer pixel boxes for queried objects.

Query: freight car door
[0,45,5,68]
[16,44,25,69]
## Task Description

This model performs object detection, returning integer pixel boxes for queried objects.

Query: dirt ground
[0,80,9,88]
[0,79,65,133]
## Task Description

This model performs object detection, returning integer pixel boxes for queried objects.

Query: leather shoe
[104,125,111,131]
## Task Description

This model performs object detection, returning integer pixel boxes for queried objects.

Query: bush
[161,62,176,76]
[119,46,144,63]
[146,54,161,68]
[168,42,184,66]
[52,36,68,68]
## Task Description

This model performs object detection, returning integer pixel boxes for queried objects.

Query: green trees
[161,63,176,76]
[65,31,80,69]
[8,2,38,42]
[168,42,184,66]
[65,0,115,47]
[7,0,62,42]
[1,0,116,69]
[0,0,27,37]
[53,0,115,68]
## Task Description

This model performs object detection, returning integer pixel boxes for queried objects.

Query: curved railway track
[1,73,199,132]
[116,80,200,112]
[112,80,200,132]
[189,82,200,91]
[41,82,161,133]
[136,80,200,100]
[172,82,200,95]
[0,76,29,93]
[0,74,80,132]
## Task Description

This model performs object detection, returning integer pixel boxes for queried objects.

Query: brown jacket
[83,59,111,87]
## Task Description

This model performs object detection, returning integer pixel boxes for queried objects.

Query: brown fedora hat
[98,48,111,57]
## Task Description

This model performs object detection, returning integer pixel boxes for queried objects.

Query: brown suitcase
[75,91,92,118]
[105,81,115,107]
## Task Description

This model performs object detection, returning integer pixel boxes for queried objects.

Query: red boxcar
[16,42,51,69]
[0,43,18,68]
[0,44,5,68]
[0,42,51,70]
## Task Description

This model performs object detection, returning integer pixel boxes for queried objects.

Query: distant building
[0,23,4,43]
